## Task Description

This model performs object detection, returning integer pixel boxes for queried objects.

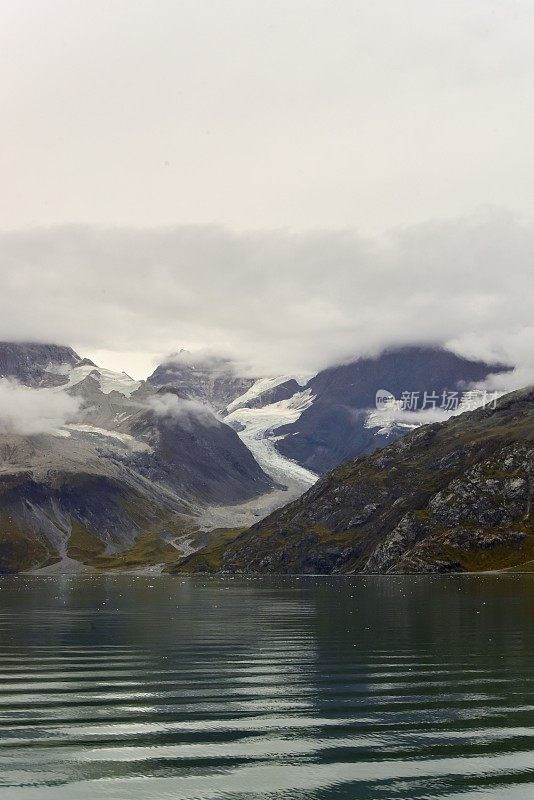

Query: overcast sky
[1,1,533,380]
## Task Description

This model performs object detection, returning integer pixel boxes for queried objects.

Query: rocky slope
[0,343,273,573]
[146,346,511,528]
[177,386,534,574]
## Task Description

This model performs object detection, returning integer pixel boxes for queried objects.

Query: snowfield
[63,424,151,452]
[60,364,142,397]
[226,373,313,413]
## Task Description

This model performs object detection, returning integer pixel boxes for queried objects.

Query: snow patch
[226,373,314,414]
[64,424,150,452]
[61,365,142,397]
[44,361,77,377]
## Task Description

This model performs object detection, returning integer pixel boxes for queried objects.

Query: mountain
[147,346,511,522]
[0,343,273,573]
[2,343,516,574]
[147,351,256,412]
[275,346,511,473]
[149,357,320,512]
[0,342,81,386]
[176,386,534,575]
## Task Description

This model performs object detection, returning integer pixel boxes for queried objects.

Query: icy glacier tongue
[225,386,318,490]
[0,347,280,571]
[225,374,312,414]
[197,386,318,531]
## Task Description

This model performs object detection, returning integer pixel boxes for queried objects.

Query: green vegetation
[66,521,106,561]
[171,528,248,573]
[178,388,534,575]
[89,531,182,571]
[0,514,58,573]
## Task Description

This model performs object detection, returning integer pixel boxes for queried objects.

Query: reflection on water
[1,575,534,798]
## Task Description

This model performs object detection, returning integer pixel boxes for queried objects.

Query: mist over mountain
[275,346,511,473]
[148,351,256,413]
[0,342,273,573]
[1,212,533,384]
[0,340,524,574]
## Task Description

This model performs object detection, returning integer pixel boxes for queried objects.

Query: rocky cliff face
[147,351,255,412]
[0,342,81,386]
[177,387,534,575]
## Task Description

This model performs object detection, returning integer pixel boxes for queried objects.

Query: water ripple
[1,574,534,799]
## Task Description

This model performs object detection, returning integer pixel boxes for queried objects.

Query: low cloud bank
[148,393,218,427]
[0,210,533,382]
[0,380,81,435]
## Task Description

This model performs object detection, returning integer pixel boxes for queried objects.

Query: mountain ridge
[176,385,534,575]
[0,342,524,574]
[0,343,274,573]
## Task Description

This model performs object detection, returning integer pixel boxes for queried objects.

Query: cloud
[0,210,533,384]
[164,348,251,377]
[147,393,218,427]
[0,380,81,435]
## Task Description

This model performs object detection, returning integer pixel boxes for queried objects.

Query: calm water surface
[1,575,534,799]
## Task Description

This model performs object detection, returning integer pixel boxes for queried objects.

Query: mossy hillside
[171,528,248,573]
[182,387,534,574]
[86,497,198,571]
[66,521,106,561]
[0,472,197,572]
[0,514,59,573]
[88,531,181,571]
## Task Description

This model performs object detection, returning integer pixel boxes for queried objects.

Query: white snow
[49,428,72,438]
[60,365,142,397]
[364,401,419,437]
[457,389,504,413]
[44,361,76,377]
[225,389,317,489]
[64,424,150,451]
[225,373,314,414]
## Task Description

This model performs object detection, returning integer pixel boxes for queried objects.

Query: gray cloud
[0,210,533,384]
[147,394,218,427]
[1,2,533,389]
[0,380,81,435]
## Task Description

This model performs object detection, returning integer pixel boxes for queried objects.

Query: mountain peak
[148,352,256,412]
[0,342,81,386]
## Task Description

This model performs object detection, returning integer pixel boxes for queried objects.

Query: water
[1,575,534,799]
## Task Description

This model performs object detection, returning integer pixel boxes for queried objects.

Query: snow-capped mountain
[0,343,274,573]
[146,346,511,508]
[274,347,511,473]
[193,346,511,482]
[0,342,81,386]
[225,384,318,498]
[0,343,512,573]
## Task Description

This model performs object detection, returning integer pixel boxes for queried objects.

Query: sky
[1,0,533,381]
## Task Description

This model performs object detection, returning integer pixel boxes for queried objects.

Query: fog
[0,379,81,435]
[0,211,532,383]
